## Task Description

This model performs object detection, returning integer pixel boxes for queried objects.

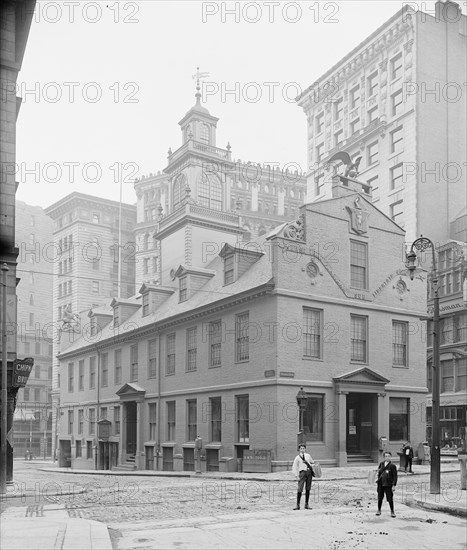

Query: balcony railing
[168,140,232,166]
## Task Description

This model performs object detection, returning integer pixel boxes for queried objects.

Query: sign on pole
[12,357,34,387]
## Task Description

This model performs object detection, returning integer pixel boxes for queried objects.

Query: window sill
[302,356,323,362]
[205,443,223,449]
[392,364,409,369]
[165,372,175,377]
[350,361,368,366]
[235,359,249,365]
[182,442,195,448]
[161,442,176,447]
[208,364,221,369]
[185,369,197,373]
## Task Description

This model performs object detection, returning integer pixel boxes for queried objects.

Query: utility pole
[1,263,9,494]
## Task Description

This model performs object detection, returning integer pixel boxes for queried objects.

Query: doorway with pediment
[334,367,389,467]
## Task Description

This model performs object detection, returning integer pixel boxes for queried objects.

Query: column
[136,400,145,469]
[336,390,348,467]
[118,402,125,465]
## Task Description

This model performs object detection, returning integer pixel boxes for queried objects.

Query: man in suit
[402,441,414,473]
[376,451,397,517]
[292,444,315,510]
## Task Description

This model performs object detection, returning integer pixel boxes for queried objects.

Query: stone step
[112,463,137,471]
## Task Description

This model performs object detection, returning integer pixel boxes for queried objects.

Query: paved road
[2,461,466,549]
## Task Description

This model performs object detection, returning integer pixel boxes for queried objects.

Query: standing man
[292,444,314,510]
[402,441,414,473]
[376,451,398,517]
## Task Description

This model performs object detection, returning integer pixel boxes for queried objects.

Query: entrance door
[125,402,137,455]
[346,395,360,452]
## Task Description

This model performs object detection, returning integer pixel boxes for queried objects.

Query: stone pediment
[116,382,146,397]
[333,367,389,387]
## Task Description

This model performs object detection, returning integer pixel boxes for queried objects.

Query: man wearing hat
[292,444,315,510]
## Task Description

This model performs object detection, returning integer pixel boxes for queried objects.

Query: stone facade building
[55,175,427,472]
[297,0,467,245]
[134,86,306,288]
[14,201,53,457]
[426,240,467,449]
[45,193,137,459]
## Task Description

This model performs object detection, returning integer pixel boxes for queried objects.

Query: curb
[407,497,467,518]
[1,487,87,500]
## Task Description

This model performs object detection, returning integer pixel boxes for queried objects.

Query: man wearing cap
[292,444,315,510]
[376,451,398,517]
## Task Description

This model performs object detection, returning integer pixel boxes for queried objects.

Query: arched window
[173,174,186,211]
[198,173,222,210]
[200,123,210,144]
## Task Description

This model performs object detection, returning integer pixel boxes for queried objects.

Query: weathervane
[192,67,210,90]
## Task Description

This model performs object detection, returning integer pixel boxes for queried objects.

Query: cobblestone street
[2,461,466,549]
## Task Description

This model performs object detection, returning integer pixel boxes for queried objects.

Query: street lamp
[406,236,440,494]
[296,387,308,448]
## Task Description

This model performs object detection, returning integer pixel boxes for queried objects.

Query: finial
[157,204,164,219]
[226,142,231,151]
[167,147,172,158]
[192,67,210,104]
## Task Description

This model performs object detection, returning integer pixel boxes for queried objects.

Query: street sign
[12,357,34,387]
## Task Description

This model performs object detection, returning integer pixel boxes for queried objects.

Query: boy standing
[292,444,314,510]
[376,451,398,517]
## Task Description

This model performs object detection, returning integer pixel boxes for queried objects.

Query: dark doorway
[346,394,360,452]
[346,393,376,455]
[59,440,71,467]
[125,402,137,455]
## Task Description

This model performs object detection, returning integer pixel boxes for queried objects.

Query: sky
[15,0,439,208]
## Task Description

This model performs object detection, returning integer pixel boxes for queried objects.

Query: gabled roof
[306,192,405,235]
[219,243,264,259]
[110,296,141,308]
[116,382,146,396]
[139,283,175,295]
[333,367,390,385]
[174,265,216,278]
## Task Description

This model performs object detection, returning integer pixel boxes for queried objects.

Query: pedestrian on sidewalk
[292,444,315,510]
[402,441,414,473]
[376,451,397,518]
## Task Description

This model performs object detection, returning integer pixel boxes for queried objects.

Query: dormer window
[179,276,188,302]
[142,293,149,316]
[224,254,235,285]
[114,306,119,327]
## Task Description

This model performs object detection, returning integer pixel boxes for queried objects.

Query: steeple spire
[192,67,210,105]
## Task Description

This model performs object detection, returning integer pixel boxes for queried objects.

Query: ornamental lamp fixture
[406,250,417,280]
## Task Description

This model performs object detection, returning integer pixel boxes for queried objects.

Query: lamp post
[406,236,440,494]
[296,387,308,448]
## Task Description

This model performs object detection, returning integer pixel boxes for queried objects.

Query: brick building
[134,84,306,287]
[14,201,53,457]
[55,175,427,472]
[44,193,137,459]
[297,0,467,245]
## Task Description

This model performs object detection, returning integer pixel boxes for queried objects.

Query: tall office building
[45,193,136,458]
[14,201,54,457]
[297,0,467,245]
